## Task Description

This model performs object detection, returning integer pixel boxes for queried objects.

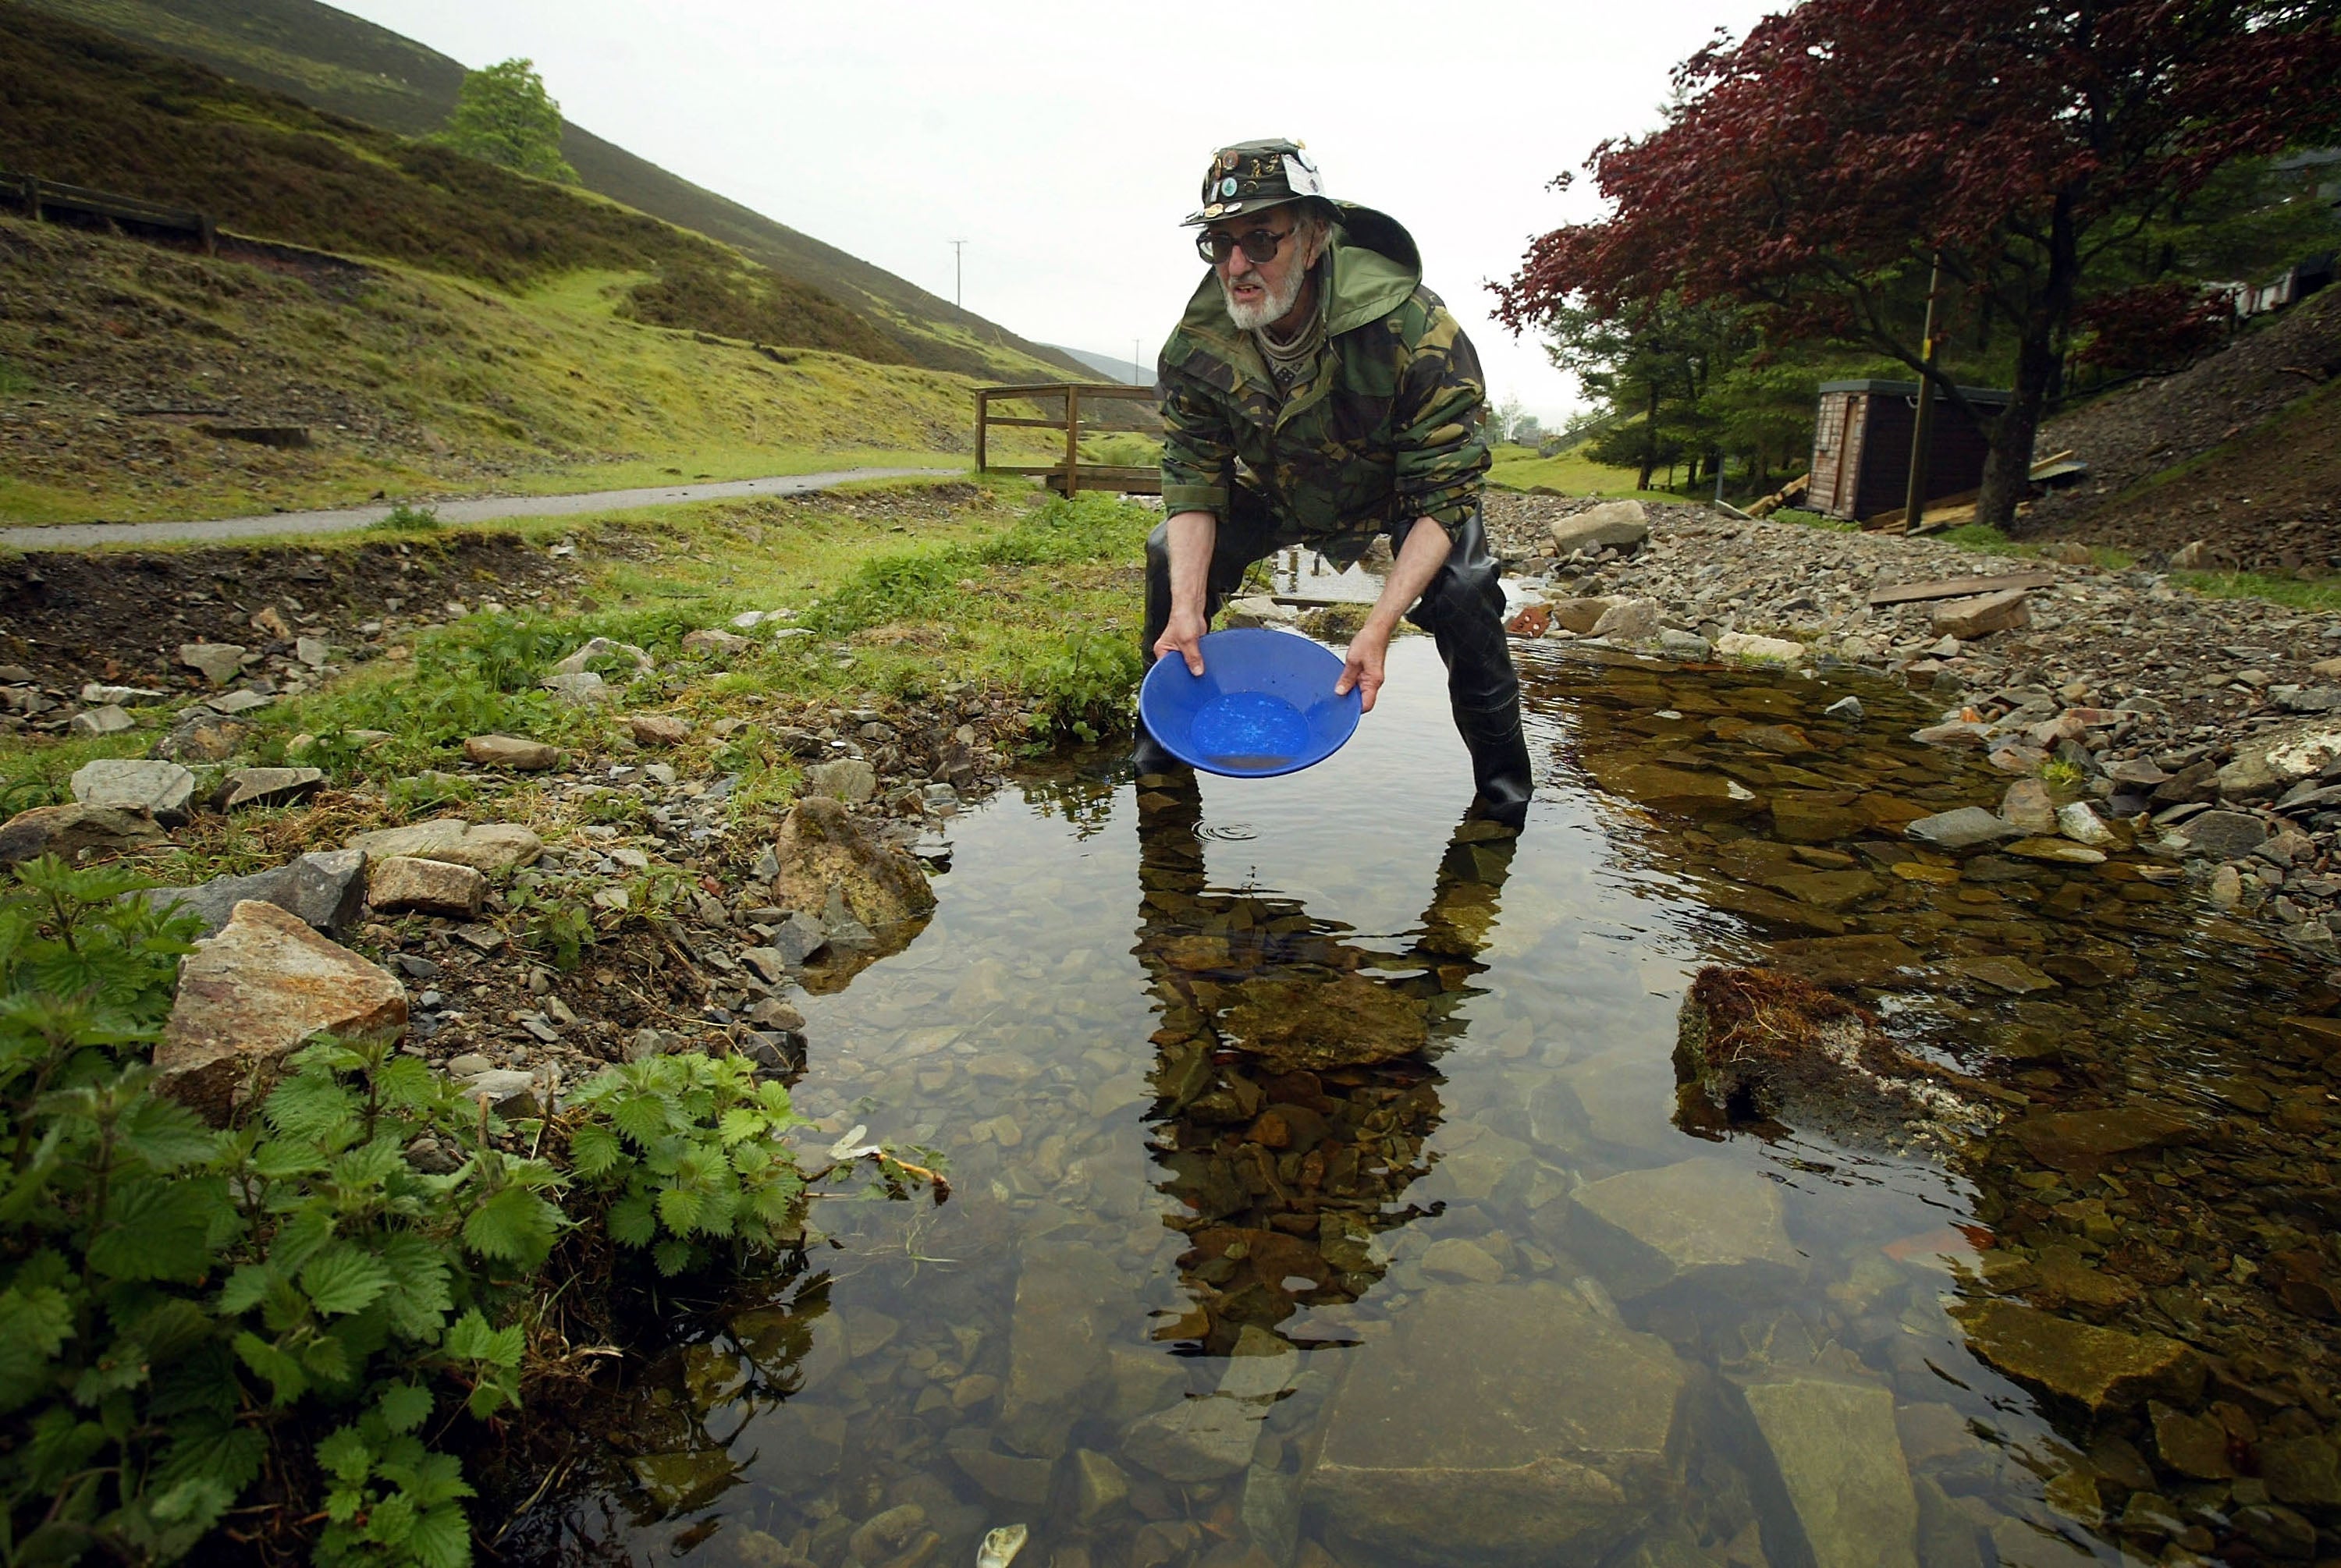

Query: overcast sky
[337,0,1780,424]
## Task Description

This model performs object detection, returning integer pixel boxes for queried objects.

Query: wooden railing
[0,172,215,253]
[975,383,1159,496]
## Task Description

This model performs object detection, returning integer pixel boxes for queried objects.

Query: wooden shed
[1808,379,2011,522]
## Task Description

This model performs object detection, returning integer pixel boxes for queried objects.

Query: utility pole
[1133,337,1143,385]
[950,239,966,310]
[1902,252,1944,531]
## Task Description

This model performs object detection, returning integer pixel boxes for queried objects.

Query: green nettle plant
[0,857,910,1567]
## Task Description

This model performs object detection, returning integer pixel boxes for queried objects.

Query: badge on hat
[1218,176,1239,198]
[1282,154,1323,197]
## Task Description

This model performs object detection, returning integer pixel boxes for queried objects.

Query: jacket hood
[1174,202,1423,344]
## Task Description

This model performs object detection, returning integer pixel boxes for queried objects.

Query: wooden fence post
[1063,386,1080,497]
[974,389,988,474]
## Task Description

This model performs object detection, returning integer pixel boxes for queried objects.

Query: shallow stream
[514,637,2341,1568]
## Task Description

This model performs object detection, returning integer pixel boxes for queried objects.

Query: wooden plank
[1867,569,2060,607]
[980,415,1074,430]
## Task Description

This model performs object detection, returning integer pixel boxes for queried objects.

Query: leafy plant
[567,1055,807,1275]
[369,503,442,533]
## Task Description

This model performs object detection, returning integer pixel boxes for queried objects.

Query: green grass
[1486,442,1678,499]
[2170,570,2341,614]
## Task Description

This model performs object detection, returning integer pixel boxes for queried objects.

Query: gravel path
[0,466,961,550]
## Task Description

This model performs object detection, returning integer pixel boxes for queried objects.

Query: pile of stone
[1486,495,2341,956]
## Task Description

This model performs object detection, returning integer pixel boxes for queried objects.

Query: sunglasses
[1195,225,1297,266]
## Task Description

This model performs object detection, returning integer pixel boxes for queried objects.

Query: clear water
[513,638,2341,1568]
[1188,692,1309,773]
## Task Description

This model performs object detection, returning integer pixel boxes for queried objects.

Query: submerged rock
[2007,1106,2197,1171]
[1741,1372,1919,1568]
[155,900,407,1123]
[1306,1280,1692,1566]
[1674,967,1989,1150]
[998,1237,1121,1457]
[1568,1156,1800,1297]
[1219,971,1428,1073]
[1950,1300,2204,1413]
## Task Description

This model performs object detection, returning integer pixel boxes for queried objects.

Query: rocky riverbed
[1486,493,2341,967]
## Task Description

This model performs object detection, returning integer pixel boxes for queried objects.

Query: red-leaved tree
[1497,0,2341,528]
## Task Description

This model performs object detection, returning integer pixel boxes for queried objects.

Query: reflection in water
[1132,771,1517,1353]
[505,640,2341,1568]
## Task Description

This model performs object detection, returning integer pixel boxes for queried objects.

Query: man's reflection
[1132,771,1519,1353]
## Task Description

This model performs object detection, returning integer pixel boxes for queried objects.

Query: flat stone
[680,628,755,657]
[1124,1396,1262,1482]
[2057,801,2116,846]
[1657,628,1712,660]
[1600,762,1758,816]
[207,690,272,715]
[629,714,691,747]
[1822,695,1864,721]
[1951,1300,2204,1413]
[2176,809,2267,860]
[1000,1237,1121,1457]
[1072,1449,1129,1523]
[1949,955,2059,994]
[70,760,195,825]
[344,818,542,874]
[549,636,652,677]
[459,1068,542,1119]
[804,757,877,804]
[768,798,935,953]
[1999,836,2105,865]
[1742,1374,1918,1568]
[140,848,368,938]
[1767,934,1919,989]
[1906,807,2022,850]
[1589,597,1661,642]
[215,767,325,811]
[152,711,251,762]
[178,642,247,686]
[464,734,558,771]
[2261,1436,2341,1507]
[1548,500,1650,555]
[155,900,407,1123]
[1549,596,1618,635]
[1716,631,1807,665]
[1308,1281,1691,1566]
[2000,779,2058,834]
[368,856,487,917]
[69,704,134,736]
[0,804,167,867]
[1571,1157,1799,1297]
[766,911,829,966]
[2009,1107,2197,1170]
[1770,793,1862,843]
[80,683,166,707]
[1223,595,1300,629]
[2218,721,2341,800]
[1420,1236,1506,1283]
[738,947,791,985]
[296,636,329,669]
[1220,971,1426,1072]
[1911,721,1992,748]
[1931,589,2030,640]
[541,672,609,704]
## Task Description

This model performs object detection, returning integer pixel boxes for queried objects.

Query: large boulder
[767,796,935,938]
[0,804,167,867]
[1675,967,1989,1151]
[1547,501,1650,557]
[2217,719,2341,801]
[155,900,408,1122]
[1306,1280,1693,1566]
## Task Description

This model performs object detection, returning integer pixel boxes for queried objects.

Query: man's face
[1208,208,1314,332]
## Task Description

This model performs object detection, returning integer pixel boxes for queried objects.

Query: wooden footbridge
[974,383,1160,496]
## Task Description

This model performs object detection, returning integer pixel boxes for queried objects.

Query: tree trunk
[1979,190,2081,534]
[1636,382,1659,491]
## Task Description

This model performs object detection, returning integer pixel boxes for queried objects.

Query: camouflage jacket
[1156,204,1488,560]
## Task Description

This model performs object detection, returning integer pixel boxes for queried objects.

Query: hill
[12,0,1091,384]
[1046,346,1149,385]
[2025,286,2341,570]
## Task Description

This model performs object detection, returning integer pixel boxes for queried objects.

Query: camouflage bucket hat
[1182,138,1327,226]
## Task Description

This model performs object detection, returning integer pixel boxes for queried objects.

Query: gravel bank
[1486,493,2341,956]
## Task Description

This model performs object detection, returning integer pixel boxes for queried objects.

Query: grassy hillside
[1486,441,1672,498]
[16,0,1092,385]
[0,215,1075,524]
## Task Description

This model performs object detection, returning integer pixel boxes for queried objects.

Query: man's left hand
[1335,625,1391,713]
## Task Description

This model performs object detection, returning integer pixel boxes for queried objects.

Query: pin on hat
[1182,138,1328,226]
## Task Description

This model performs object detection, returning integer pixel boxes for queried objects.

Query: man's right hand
[1153,605,1208,676]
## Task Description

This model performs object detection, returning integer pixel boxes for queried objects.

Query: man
[1141,137,1532,828]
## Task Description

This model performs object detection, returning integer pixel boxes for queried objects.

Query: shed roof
[1819,379,2013,404]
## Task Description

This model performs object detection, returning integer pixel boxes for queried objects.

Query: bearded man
[1141,138,1533,829]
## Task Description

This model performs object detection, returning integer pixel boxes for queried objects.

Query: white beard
[1222,261,1309,332]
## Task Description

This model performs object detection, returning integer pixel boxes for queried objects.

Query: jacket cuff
[1162,481,1227,515]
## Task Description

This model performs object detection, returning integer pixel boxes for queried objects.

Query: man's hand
[1153,605,1208,676]
[1336,516,1451,715]
[1334,623,1392,711]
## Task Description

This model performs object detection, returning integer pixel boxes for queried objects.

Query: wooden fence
[0,172,214,253]
[975,383,1159,496]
